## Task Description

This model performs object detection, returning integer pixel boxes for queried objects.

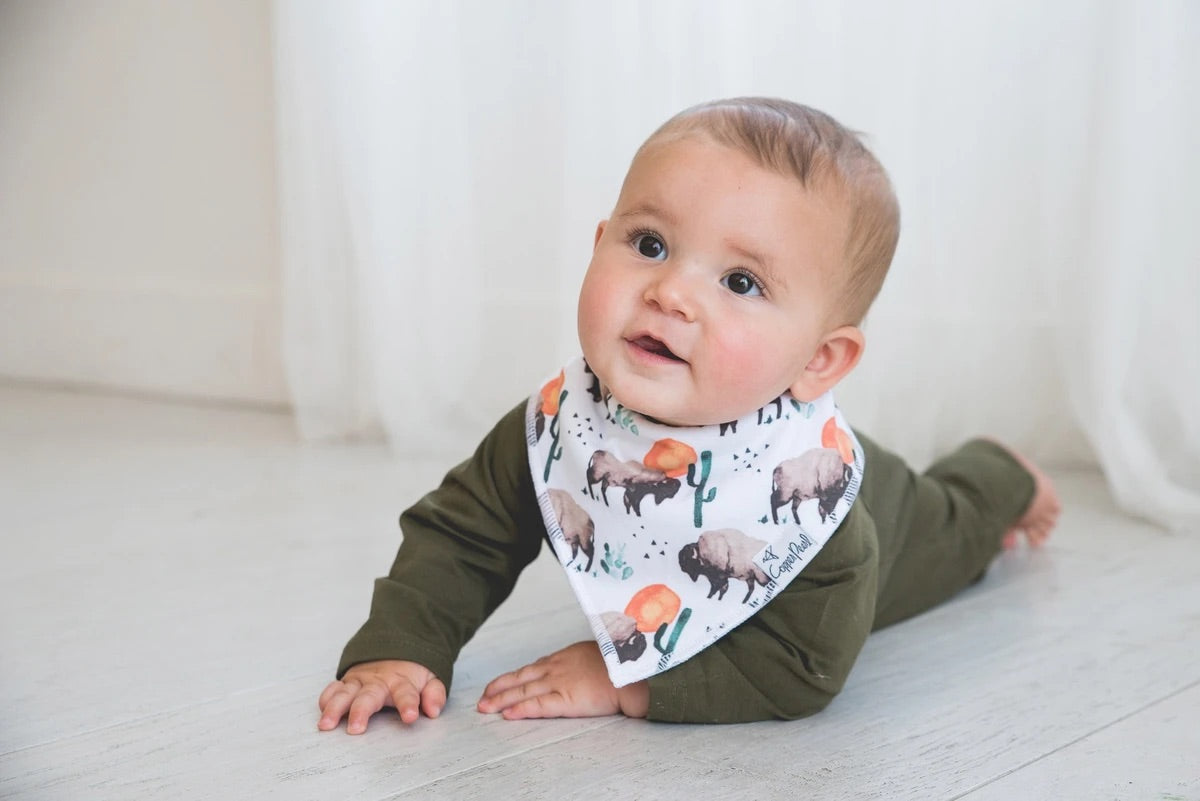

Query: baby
[317,97,1060,732]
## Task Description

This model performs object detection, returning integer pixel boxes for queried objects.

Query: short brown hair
[639,98,900,325]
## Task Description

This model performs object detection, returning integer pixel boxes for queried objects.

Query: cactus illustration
[542,389,567,481]
[600,542,634,580]
[653,607,692,655]
[790,398,816,419]
[610,403,640,436]
[686,450,717,527]
[757,397,784,425]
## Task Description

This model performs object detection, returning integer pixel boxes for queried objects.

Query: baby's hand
[477,640,649,720]
[317,660,446,734]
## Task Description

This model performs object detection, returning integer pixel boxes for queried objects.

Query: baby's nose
[643,266,698,321]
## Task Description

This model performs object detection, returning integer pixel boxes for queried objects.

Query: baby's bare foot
[989,440,1061,549]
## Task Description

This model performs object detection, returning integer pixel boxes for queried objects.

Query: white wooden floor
[1,382,1197,801]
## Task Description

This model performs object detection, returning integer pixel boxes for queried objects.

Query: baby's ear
[789,326,865,402]
[593,220,608,250]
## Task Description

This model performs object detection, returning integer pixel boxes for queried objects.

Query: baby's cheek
[710,334,778,392]
[577,282,607,338]
[577,279,623,366]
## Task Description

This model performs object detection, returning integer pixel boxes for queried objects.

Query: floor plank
[962,681,1200,800]
[1,384,1196,800]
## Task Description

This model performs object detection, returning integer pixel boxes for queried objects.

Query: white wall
[0,0,285,405]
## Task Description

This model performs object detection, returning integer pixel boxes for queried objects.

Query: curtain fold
[273,0,1198,529]
[1040,1,1200,529]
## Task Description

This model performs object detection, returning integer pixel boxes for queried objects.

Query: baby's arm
[321,403,546,733]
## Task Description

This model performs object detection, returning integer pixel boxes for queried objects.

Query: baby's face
[577,136,849,426]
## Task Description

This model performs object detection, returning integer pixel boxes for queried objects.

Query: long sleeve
[336,402,545,691]
[645,504,880,723]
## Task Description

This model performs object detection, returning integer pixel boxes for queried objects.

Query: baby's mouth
[629,335,685,363]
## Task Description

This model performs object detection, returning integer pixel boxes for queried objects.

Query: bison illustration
[586,450,680,516]
[678,528,771,604]
[770,447,852,524]
[549,488,595,571]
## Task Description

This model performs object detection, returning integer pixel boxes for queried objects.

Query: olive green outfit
[338,402,1034,723]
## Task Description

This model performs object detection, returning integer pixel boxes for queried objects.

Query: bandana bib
[526,356,864,687]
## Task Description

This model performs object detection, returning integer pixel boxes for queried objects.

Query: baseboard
[0,273,287,405]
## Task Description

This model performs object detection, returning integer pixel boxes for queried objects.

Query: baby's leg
[859,435,1055,631]
[986,440,1061,549]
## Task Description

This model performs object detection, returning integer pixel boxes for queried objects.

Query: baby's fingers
[388,680,426,725]
[419,678,447,719]
[480,661,548,701]
[317,680,359,731]
[500,692,567,720]
[345,684,390,734]
[478,676,551,714]
[318,679,343,711]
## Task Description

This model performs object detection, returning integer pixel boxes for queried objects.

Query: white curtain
[273,0,1198,530]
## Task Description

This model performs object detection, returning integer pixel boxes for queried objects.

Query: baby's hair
[639,97,900,325]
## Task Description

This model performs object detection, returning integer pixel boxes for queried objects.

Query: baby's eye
[722,271,764,297]
[632,233,668,261]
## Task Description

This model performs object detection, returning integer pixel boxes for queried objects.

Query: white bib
[526,357,864,687]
